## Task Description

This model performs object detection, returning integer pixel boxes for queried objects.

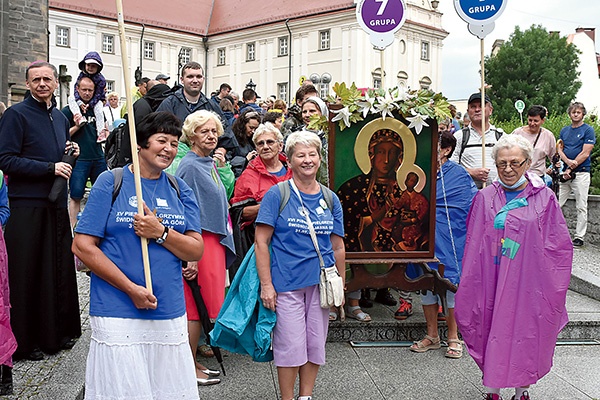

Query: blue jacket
[157,89,228,128]
[210,245,276,362]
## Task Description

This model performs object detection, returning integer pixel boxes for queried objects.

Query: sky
[438,0,600,100]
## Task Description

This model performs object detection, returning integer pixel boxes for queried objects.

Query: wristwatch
[156,226,169,245]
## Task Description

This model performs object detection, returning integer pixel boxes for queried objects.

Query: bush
[493,114,600,194]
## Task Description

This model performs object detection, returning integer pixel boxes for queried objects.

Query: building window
[372,68,383,89]
[106,80,115,92]
[397,71,409,88]
[180,47,191,65]
[278,37,288,57]
[246,42,256,61]
[102,34,114,54]
[419,76,432,89]
[421,41,430,61]
[217,48,226,66]
[319,30,330,50]
[319,83,329,98]
[144,41,155,60]
[278,83,288,102]
[56,26,70,47]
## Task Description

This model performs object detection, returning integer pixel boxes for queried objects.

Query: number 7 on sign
[375,0,389,15]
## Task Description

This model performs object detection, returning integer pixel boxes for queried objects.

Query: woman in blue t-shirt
[73,111,204,399]
[255,130,345,400]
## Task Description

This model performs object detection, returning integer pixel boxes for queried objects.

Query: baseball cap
[85,59,101,66]
[468,92,492,105]
[156,73,170,81]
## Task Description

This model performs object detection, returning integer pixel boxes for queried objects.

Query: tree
[485,25,581,122]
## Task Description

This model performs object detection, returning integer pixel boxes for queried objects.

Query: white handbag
[290,180,344,308]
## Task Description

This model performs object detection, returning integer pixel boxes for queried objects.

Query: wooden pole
[380,49,385,89]
[115,0,153,293]
[480,38,487,187]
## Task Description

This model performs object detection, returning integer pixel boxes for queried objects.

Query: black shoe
[61,338,77,349]
[27,348,44,361]
[359,289,373,308]
[573,238,584,247]
[374,288,397,306]
[0,365,13,396]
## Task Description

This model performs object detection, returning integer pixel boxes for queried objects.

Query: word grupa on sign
[468,4,496,14]
[369,18,396,26]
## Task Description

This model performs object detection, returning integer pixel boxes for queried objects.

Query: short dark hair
[527,105,547,119]
[136,111,182,148]
[181,61,203,75]
[439,130,457,158]
[263,111,283,124]
[295,84,318,104]
[136,77,150,86]
[568,101,586,116]
[243,88,257,102]
[219,83,232,92]
[26,61,58,80]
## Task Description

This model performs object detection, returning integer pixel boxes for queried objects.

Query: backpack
[276,180,334,214]
[111,167,180,204]
[104,122,131,169]
[458,127,503,163]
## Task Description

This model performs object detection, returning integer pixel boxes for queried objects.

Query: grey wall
[562,195,600,246]
[1,0,48,105]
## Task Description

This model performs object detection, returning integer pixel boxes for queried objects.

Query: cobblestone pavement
[7,272,91,400]
[3,243,599,399]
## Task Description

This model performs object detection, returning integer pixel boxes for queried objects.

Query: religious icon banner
[329,111,437,260]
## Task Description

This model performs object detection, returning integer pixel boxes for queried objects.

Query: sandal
[445,339,463,359]
[198,344,214,358]
[346,306,372,322]
[410,335,441,353]
[329,310,338,321]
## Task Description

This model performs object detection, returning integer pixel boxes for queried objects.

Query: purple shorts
[273,284,328,367]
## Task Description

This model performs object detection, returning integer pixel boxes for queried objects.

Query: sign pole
[116,0,153,293]
[380,49,385,89]
[480,38,486,173]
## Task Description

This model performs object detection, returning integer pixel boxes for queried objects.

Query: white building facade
[49,0,447,107]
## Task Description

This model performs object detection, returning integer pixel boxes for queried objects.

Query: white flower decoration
[406,112,430,135]
[357,92,376,118]
[331,106,352,128]
[374,92,396,120]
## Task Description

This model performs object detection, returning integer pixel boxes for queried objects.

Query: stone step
[327,289,600,342]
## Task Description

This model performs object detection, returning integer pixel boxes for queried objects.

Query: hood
[144,83,172,111]
[78,51,104,73]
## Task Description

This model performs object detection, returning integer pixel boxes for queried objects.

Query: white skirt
[85,315,199,400]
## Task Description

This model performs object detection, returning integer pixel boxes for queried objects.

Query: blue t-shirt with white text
[256,181,344,293]
[75,167,201,320]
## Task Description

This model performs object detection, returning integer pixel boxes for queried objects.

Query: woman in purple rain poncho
[455,135,573,400]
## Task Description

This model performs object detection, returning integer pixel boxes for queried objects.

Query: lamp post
[246,78,257,91]
[308,73,332,97]
[177,47,186,84]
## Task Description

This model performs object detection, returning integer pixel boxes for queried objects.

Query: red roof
[50,0,355,36]
[209,1,355,35]
[50,0,213,35]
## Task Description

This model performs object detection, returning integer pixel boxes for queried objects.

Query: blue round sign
[454,0,507,25]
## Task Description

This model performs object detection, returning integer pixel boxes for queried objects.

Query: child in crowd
[68,51,108,142]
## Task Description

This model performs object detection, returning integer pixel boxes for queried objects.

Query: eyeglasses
[255,139,278,147]
[495,159,528,170]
